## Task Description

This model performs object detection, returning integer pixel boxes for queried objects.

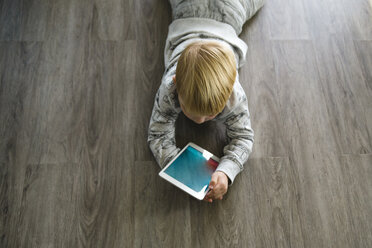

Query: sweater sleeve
[147,80,181,169]
[215,92,254,185]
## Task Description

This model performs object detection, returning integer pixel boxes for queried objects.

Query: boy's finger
[212,186,226,199]
[212,193,221,200]
[205,193,212,200]
[209,192,221,200]
[213,183,225,196]
[214,181,228,194]
[206,188,214,196]
[213,183,222,192]
[205,189,216,200]
[209,174,219,189]
[204,194,212,201]
[204,194,213,202]
[209,183,222,196]
[206,191,215,200]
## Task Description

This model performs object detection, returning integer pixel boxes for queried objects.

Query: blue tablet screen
[164,146,219,193]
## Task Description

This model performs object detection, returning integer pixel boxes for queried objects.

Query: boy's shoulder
[157,66,181,112]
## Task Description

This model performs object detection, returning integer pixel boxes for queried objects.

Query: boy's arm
[147,87,181,168]
[215,95,254,185]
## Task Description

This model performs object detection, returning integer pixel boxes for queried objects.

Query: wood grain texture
[133,0,172,162]
[313,35,372,155]
[272,40,338,155]
[0,41,45,248]
[240,13,287,158]
[303,0,372,155]
[266,0,310,40]
[93,0,135,40]
[134,161,192,247]
[340,0,372,40]
[0,0,372,247]
[241,157,303,248]
[0,0,49,41]
[355,40,372,140]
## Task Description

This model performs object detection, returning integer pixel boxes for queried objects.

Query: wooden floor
[0,0,371,247]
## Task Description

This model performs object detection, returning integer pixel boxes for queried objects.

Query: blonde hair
[175,40,237,116]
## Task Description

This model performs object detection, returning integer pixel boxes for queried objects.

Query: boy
[147,0,264,203]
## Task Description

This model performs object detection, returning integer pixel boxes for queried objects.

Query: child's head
[174,40,237,124]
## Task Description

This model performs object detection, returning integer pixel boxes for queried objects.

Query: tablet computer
[158,142,220,200]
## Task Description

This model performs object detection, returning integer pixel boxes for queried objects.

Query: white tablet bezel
[158,142,220,200]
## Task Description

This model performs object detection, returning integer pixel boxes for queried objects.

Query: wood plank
[354,40,372,141]
[312,35,372,155]
[93,0,135,40]
[19,0,50,41]
[266,0,310,40]
[43,0,93,42]
[339,154,372,247]
[7,163,80,247]
[302,0,349,38]
[134,161,192,248]
[271,41,343,246]
[272,40,338,155]
[0,0,22,40]
[0,0,50,41]
[133,0,172,161]
[240,29,287,159]
[340,0,372,40]
[70,40,136,247]
[0,41,44,248]
[243,157,303,247]
[284,152,372,247]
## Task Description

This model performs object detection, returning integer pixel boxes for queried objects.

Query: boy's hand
[203,171,229,203]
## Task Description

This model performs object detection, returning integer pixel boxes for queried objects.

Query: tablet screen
[163,145,219,193]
